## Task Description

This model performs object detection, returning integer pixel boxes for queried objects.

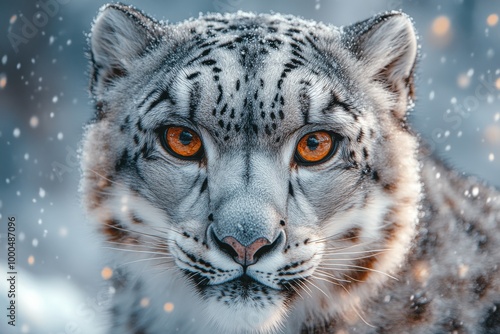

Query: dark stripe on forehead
[299,89,310,124]
[189,82,201,122]
[146,87,177,113]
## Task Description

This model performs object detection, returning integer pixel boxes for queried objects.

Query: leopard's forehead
[137,13,357,148]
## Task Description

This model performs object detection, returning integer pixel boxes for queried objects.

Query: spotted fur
[81,4,500,333]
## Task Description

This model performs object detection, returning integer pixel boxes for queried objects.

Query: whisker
[85,168,121,186]
[102,246,171,256]
[311,274,343,287]
[302,275,329,299]
[317,264,398,281]
[318,248,391,256]
[119,256,174,267]
[321,252,387,262]
[314,269,351,283]
[338,284,375,328]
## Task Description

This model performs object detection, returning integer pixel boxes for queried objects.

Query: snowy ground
[0,0,499,333]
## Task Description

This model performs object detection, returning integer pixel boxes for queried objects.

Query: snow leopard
[80,3,500,333]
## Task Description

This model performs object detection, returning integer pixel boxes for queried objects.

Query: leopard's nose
[222,236,270,266]
[210,230,281,266]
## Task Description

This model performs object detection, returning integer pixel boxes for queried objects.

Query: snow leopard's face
[82,5,420,333]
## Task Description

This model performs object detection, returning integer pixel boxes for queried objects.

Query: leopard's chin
[199,278,290,333]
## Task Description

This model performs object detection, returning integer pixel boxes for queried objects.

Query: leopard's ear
[342,12,417,117]
[89,4,161,96]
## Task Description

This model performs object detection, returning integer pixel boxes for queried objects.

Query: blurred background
[0,0,499,333]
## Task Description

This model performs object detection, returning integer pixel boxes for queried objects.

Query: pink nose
[222,236,271,266]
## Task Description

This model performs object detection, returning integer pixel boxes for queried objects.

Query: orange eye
[295,131,337,165]
[163,126,203,160]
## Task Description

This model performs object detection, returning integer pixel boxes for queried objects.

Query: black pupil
[306,135,319,151]
[179,130,193,146]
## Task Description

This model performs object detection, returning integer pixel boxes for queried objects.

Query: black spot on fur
[288,181,294,197]
[408,291,430,321]
[363,147,369,159]
[140,142,150,158]
[299,91,310,124]
[474,275,490,299]
[265,125,271,135]
[357,130,364,143]
[189,82,200,122]
[440,317,464,333]
[236,79,240,91]
[136,119,143,132]
[201,59,217,66]
[187,72,201,80]
[291,50,305,60]
[147,88,176,112]
[115,149,129,171]
[94,100,106,120]
[187,48,212,65]
[220,103,228,115]
[217,85,223,104]
[481,303,500,333]
[200,178,208,193]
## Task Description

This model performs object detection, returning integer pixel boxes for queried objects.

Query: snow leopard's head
[82,4,420,333]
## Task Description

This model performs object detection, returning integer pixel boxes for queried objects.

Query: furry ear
[89,4,161,96]
[342,12,417,118]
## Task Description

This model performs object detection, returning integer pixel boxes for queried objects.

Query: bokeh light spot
[432,16,451,36]
[140,298,150,308]
[487,14,498,26]
[101,266,113,280]
[0,73,6,89]
[163,302,174,313]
